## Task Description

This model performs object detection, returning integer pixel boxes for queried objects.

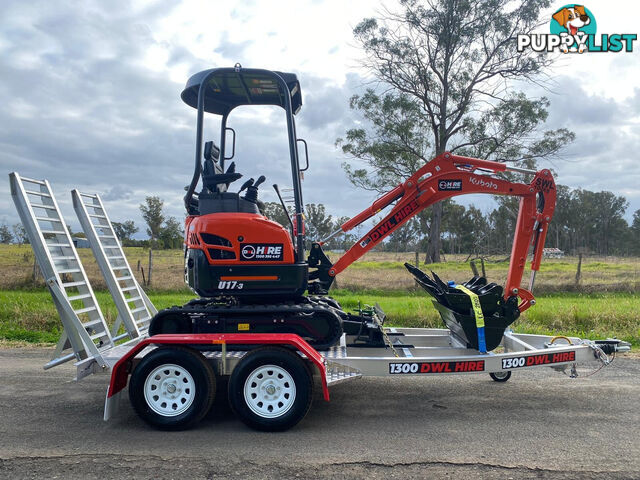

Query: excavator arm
[311,152,556,313]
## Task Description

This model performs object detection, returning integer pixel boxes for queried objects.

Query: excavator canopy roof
[181,67,302,116]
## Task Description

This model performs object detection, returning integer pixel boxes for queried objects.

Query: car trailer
[10,172,631,431]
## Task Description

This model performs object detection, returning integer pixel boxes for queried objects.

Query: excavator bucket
[404,263,520,351]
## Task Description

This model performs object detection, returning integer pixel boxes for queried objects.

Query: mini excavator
[148,65,556,352]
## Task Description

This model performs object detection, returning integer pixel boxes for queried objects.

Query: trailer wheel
[129,346,216,430]
[228,347,312,431]
[490,371,512,382]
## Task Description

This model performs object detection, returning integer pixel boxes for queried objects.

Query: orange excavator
[148,65,556,352]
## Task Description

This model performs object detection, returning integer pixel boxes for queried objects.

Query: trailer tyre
[490,371,512,382]
[228,347,312,432]
[129,346,216,430]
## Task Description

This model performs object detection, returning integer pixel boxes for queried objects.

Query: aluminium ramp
[72,190,156,341]
[9,173,113,369]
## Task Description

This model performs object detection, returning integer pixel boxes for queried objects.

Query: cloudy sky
[1,0,639,238]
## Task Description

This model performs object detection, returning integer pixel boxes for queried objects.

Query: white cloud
[1,0,639,236]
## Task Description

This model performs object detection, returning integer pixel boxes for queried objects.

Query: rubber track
[150,299,344,350]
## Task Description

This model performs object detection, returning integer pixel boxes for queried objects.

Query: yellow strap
[455,285,485,328]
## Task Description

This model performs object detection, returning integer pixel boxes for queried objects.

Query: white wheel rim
[244,365,296,419]
[144,364,196,417]
[493,371,509,379]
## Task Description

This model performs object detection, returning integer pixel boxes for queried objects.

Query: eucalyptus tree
[338,0,573,262]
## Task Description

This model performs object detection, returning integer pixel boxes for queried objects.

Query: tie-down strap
[455,284,487,353]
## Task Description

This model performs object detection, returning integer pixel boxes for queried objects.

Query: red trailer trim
[107,333,330,401]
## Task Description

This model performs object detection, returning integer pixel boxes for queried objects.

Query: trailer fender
[105,333,329,421]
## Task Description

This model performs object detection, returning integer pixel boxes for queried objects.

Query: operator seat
[202,141,242,193]
[198,140,261,215]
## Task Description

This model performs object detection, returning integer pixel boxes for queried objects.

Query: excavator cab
[181,65,310,300]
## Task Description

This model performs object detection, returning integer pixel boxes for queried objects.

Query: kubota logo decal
[469,176,498,190]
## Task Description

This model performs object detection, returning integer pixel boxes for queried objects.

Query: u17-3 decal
[218,280,243,290]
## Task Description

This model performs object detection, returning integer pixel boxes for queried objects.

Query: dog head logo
[552,5,590,36]
[550,4,597,53]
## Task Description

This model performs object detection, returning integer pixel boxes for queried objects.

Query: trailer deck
[95,325,626,423]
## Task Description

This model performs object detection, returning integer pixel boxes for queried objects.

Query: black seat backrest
[202,141,242,193]
[202,141,226,193]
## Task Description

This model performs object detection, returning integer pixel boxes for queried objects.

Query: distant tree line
[399,186,640,257]
[0,196,184,250]
[104,196,184,249]
[383,185,640,257]
[261,185,640,258]
[262,202,356,251]
[3,187,637,257]
[0,223,31,245]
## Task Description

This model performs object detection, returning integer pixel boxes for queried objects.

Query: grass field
[1,244,638,347]
[1,289,638,347]
[4,244,640,293]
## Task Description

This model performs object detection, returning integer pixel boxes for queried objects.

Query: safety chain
[579,340,615,377]
[549,337,615,378]
[586,340,614,365]
[562,340,615,378]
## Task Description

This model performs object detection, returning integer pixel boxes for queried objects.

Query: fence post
[32,259,40,284]
[575,253,582,286]
[415,251,419,268]
[148,249,153,286]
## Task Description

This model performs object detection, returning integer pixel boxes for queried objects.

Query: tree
[631,210,640,255]
[439,199,465,254]
[262,202,293,230]
[543,186,631,256]
[159,217,184,249]
[385,217,419,252]
[590,191,628,256]
[304,204,336,247]
[139,196,165,247]
[0,224,12,244]
[12,223,28,244]
[487,204,516,255]
[262,202,355,251]
[338,0,572,263]
[330,216,359,251]
[459,206,490,257]
[112,220,139,245]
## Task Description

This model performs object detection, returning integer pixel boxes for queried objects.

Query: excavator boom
[323,152,556,313]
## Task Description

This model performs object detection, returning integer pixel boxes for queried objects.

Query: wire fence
[3,245,640,294]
